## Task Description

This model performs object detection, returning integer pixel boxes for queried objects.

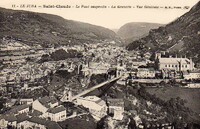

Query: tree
[128,118,137,129]
[26,57,31,62]
[0,98,6,111]
[96,116,109,129]
[149,53,156,61]
[91,53,95,58]
[65,124,69,129]
[50,49,82,61]
[39,54,51,62]
[7,125,14,129]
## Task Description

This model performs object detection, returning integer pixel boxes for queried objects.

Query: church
[155,52,195,72]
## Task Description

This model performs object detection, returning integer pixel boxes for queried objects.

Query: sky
[0,0,199,29]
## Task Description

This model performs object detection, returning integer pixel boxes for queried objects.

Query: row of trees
[39,49,83,63]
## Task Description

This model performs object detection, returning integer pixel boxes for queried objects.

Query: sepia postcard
[0,0,200,129]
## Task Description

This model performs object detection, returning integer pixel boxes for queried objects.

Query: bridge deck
[71,76,121,100]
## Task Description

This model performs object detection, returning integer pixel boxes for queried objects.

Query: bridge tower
[77,64,83,75]
[116,58,125,77]
[61,87,73,102]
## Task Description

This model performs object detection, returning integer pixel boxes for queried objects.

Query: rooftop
[6,104,30,114]
[138,68,155,71]
[80,96,106,106]
[16,113,29,123]
[190,69,200,73]
[28,117,62,129]
[0,113,17,122]
[47,105,66,114]
[107,98,124,107]
[45,121,62,129]
[84,96,101,102]
[28,117,46,125]
[38,96,58,108]
[28,110,43,117]
[159,57,191,64]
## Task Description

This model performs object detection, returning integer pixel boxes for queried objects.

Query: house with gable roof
[6,104,30,115]
[16,113,30,129]
[16,115,62,129]
[32,96,67,122]
[0,114,17,128]
[45,105,66,122]
[32,96,59,114]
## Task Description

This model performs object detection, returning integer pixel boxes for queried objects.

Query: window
[185,65,187,68]
[165,65,167,67]
[61,115,66,118]
[168,64,170,67]
[172,65,174,67]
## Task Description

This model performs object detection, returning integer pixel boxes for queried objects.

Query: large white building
[107,98,124,120]
[183,70,200,80]
[155,53,195,71]
[76,96,107,120]
[136,68,156,78]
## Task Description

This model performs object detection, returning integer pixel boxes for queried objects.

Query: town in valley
[0,1,200,129]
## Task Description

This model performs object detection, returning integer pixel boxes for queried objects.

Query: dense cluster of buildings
[0,38,54,86]
[80,43,200,82]
[126,51,200,81]
[0,96,64,129]
[0,38,44,66]
[76,96,125,121]
[1,37,200,129]
[0,95,126,128]
[0,40,128,129]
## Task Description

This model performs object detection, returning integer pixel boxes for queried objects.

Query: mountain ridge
[126,1,200,62]
[117,22,163,45]
[0,7,120,47]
